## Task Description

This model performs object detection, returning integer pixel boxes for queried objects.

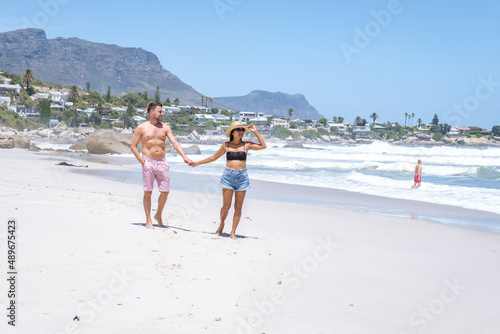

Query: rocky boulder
[38,128,52,137]
[77,127,95,135]
[440,137,455,144]
[188,130,201,141]
[356,138,374,144]
[283,142,304,148]
[320,135,331,142]
[52,121,68,135]
[165,143,201,155]
[9,135,30,148]
[69,141,88,150]
[0,137,14,149]
[184,145,201,155]
[29,144,41,151]
[406,136,419,143]
[86,129,133,154]
[416,133,431,140]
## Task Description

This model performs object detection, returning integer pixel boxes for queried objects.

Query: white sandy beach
[1,148,500,334]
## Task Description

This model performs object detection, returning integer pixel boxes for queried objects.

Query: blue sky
[1,0,500,128]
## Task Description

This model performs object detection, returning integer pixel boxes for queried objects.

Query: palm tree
[338,116,344,123]
[404,112,408,127]
[411,113,415,127]
[417,118,422,128]
[173,98,180,106]
[288,108,293,119]
[71,102,78,127]
[68,85,80,102]
[21,69,35,95]
[95,102,105,116]
[370,112,378,125]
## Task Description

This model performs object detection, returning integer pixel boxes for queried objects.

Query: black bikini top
[226,151,247,161]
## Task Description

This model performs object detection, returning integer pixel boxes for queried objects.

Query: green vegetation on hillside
[1,69,498,142]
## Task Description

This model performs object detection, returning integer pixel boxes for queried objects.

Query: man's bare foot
[215,223,225,235]
[154,213,165,228]
[145,219,154,229]
[230,234,238,240]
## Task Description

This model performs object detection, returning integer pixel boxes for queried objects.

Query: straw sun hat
[225,121,249,137]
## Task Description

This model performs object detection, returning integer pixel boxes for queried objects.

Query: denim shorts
[220,168,250,191]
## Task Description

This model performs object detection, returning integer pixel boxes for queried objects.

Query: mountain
[0,28,203,105]
[214,90,324,120]
[0,29,323,119]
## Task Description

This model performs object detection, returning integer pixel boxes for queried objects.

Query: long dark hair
[229,129,235,142]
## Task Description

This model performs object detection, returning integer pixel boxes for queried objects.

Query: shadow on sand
[130,222,257,239]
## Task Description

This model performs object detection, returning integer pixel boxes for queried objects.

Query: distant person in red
[411,159,422,189]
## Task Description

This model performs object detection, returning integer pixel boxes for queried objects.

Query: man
[411,159,422,189]
[131,102,193,228]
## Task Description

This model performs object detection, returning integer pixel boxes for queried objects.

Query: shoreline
[70,164,500,234]
[34,148,499,234]
[4,146,498,233]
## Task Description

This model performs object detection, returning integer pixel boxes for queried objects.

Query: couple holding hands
[131,102,266,239]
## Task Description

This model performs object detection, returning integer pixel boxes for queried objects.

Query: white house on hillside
[0,84,22,94]
[270,118,290,128]
[192,106,210,113]
[0,96,11,108]
[237,111,265,124]
[194,114,215,123]
[111,107,127,115]
[133,115,147,124]
[448,127,460,136]
[328,122,347,133]
[211,112,231,122]
[163,106,181,114]
[351,124,371,136]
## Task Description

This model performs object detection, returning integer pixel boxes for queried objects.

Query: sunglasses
[234,128,246,132]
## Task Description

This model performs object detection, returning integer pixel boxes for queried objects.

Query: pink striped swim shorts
[142,158,170,192]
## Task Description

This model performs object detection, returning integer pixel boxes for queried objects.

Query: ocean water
[35,140,500,218]
[146,141,500,216]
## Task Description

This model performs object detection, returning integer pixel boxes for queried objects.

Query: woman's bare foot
[215,223,225,235]
[154,213,165,228]
[230,233,238,240]
[145,219,154,229]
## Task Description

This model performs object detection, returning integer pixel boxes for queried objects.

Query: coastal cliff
[0,28,203,105]
[214,90,324,120]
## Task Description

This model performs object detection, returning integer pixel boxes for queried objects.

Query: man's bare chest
[143,126,167,142]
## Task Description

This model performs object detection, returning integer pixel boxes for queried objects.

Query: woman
[192,121,266,239]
